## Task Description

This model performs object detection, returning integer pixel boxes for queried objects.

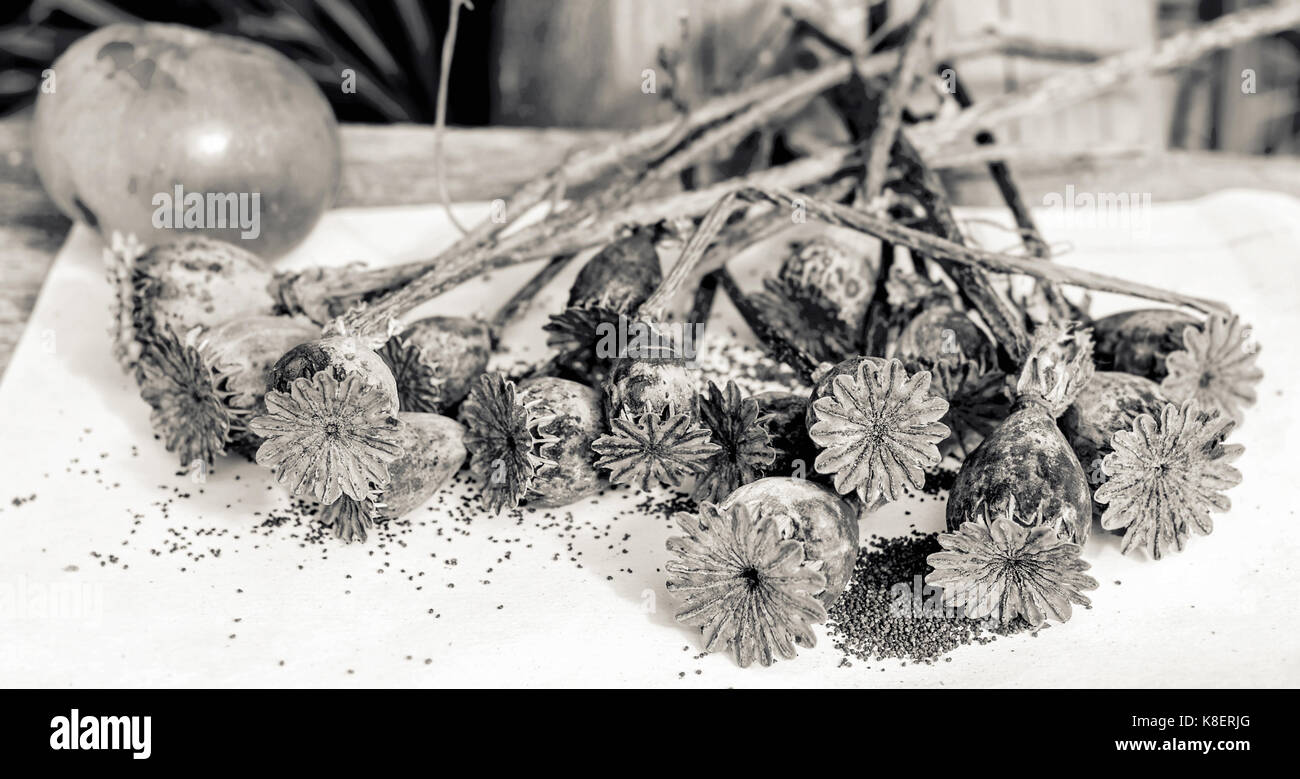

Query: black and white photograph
[0,0,1296,750]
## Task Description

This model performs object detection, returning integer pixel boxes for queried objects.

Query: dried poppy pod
[267,335,399,413]
[378,316,491,413]
[692,381,776,503]
[593,352,720,491]
[928,496,1097,627]
[1091,309,1198,378]
[946,323,1095,546]
[544,228,662,379]
[741,238,876,365]
[318,412,467,543]
[1091,309,1262,423]
[1060,371,1170,489]
[665,500,828,668]
[460,373,604,512]
[805,355,949,505]
[721,477,860,608]
[133,315,316,467]
[752,391,821,481]
[1094,400,1243,560]
[773,238,876,332]
[104,232,467,377]
[106,234,278,373]
[895,304,996,384]
[895,305,1009,455]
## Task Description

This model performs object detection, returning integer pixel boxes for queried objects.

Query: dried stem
[434,0,475,235]
[926,143,1147,171]
[890,118,1033,362]
[341,149,858,335]
[910,2,1300,154]
[716,266,820,382]
[660,186,1228,316]
[941,61,1070,322]
[399,30,1017,278]
[489,253,576,336]
[862,0,938,198]
[639,188,746,321]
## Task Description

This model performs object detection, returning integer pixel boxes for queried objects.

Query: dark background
[0,0,495,124]
[0,0,1297,153]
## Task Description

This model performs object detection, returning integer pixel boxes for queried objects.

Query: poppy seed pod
[378,316,491,413]
[946,324,1095,546]
[268,335,399,414]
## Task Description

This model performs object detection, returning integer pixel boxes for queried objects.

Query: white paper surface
[1,192,1297,688]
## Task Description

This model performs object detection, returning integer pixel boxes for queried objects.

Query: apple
[33,23,341,258]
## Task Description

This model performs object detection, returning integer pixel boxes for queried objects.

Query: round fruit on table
[32,22,341,259]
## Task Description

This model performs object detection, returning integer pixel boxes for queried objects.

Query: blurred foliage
[0,0,493,123]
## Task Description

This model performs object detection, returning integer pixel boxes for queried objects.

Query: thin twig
[910,2,1300,154]
[434,0,474,236]
[862,0,938,198]
[716,267,820,382]
[926,144,1147,170]
[941,61,1070,321]
[488,253,576,337]
[643,187,1228,326]
[734,186,1229,314]
[341,148,859,335]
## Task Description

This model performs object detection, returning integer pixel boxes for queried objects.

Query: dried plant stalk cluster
[105,2,1277,668]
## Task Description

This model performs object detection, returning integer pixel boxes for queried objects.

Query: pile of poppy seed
[827,532,1034,666]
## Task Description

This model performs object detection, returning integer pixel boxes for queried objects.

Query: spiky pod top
[460,373,604,512]
[665,501,828,668]
[1092,310,1262,424]
[378,316,491,414]
[135,324,232,469]
[591,350,721,491]
[721,477,860,608]
[1093,401,1243,560]
[946,324,1096,546]
[692,381,776,503]
[106,234,278,374]
[1160,314,1262,424]
[805,356,949,505]
[249,371,404,505]
[928,496,1098,626]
